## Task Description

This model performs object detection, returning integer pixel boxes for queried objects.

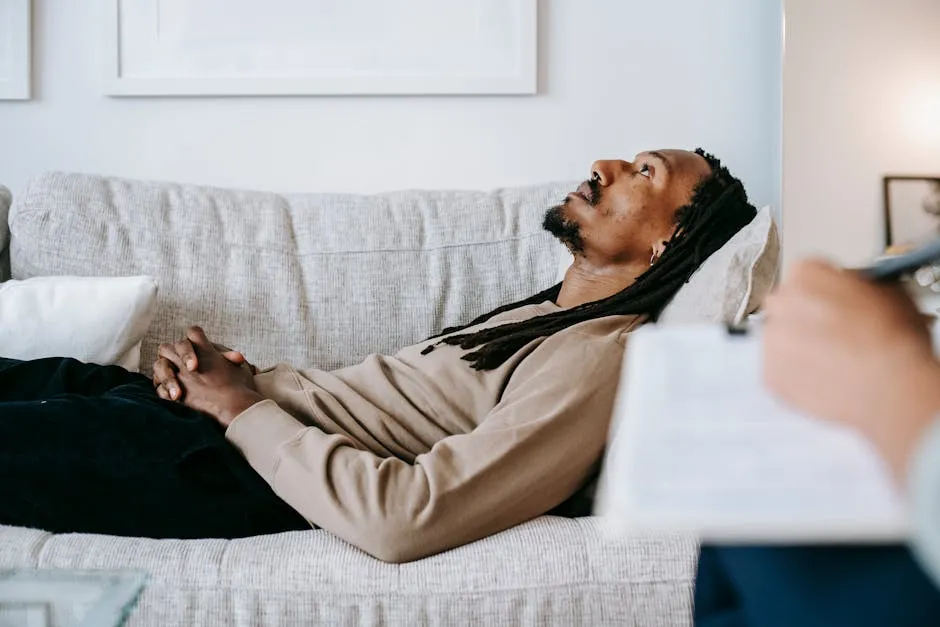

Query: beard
[543,204,585,254]
[542,178,600,255]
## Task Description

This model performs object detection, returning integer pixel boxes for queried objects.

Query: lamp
[904,83,940,145]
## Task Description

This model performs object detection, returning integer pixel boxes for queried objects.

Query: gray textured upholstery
[0,520,696,626]
[1,172,696,626]
[9,173,569,375]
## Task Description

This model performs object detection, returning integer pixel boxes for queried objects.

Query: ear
[650,240,668,264]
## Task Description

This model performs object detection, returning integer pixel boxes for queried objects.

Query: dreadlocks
[422,148,757,371]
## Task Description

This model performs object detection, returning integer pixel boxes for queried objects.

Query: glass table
[0,570,147,627]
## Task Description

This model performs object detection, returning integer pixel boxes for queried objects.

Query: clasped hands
[151,326,263,427]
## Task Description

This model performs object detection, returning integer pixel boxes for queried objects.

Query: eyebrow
[647,151,673,175]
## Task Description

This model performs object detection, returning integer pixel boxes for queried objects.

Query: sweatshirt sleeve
[908,416,940,588]
[224,333,623,563]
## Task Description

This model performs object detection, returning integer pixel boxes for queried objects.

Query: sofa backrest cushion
[9,173,570,372]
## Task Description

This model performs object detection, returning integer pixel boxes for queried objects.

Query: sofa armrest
[0,186,11,281]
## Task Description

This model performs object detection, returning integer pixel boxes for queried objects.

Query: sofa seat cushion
[0,518,696,626]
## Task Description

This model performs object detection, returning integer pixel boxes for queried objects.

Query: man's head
[426,147,757,371]
[544,149,714,264]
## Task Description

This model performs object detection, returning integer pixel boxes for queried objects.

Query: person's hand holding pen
[763,258,940,482]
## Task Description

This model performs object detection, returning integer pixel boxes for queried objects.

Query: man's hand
[764,259,940,481]
[153,331,256,402]
[153,326,263,427]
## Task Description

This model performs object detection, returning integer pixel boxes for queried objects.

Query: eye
[638,164,652,178]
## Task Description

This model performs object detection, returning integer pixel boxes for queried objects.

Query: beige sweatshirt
[224,301,642,563]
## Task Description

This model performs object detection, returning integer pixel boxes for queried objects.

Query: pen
[860,238,940,282]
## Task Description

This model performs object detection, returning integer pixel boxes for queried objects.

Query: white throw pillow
[659,206,779,324]
[0,276,159,371]
[554,206,780,323]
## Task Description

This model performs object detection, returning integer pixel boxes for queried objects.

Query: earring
[651,241,667,266]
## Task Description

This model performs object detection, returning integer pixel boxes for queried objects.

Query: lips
[569,181,593,204]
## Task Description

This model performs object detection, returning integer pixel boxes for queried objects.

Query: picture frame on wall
[0,0,31,100]
[883,175,940,250]
[103,0,538,97]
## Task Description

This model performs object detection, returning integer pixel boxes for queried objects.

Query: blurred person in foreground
[694,259,940,627]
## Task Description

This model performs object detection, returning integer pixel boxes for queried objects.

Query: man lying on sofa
[0,148,756,563]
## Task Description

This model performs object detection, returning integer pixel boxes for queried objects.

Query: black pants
[0,357,309,539]
[695,545,940,627]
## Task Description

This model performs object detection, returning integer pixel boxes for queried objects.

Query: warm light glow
[904,83,940,145]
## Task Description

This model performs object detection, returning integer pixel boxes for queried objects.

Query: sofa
[0,172,775,626]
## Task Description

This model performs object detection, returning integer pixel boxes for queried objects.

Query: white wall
[1,1,781,210]
[783,0,940,268]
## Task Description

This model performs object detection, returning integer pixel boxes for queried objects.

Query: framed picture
[103,0,538,97]
[883,176,940,249]
[0,0,31,100]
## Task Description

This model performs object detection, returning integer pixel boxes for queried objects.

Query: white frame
[0,0,31,100]
[103,0,538,97]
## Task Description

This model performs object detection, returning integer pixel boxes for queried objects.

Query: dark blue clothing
[695,545,940,627]
[0,357,309,538]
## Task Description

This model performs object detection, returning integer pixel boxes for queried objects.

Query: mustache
[586,177,602,206]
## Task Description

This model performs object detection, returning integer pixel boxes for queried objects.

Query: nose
[590,160,629,186]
